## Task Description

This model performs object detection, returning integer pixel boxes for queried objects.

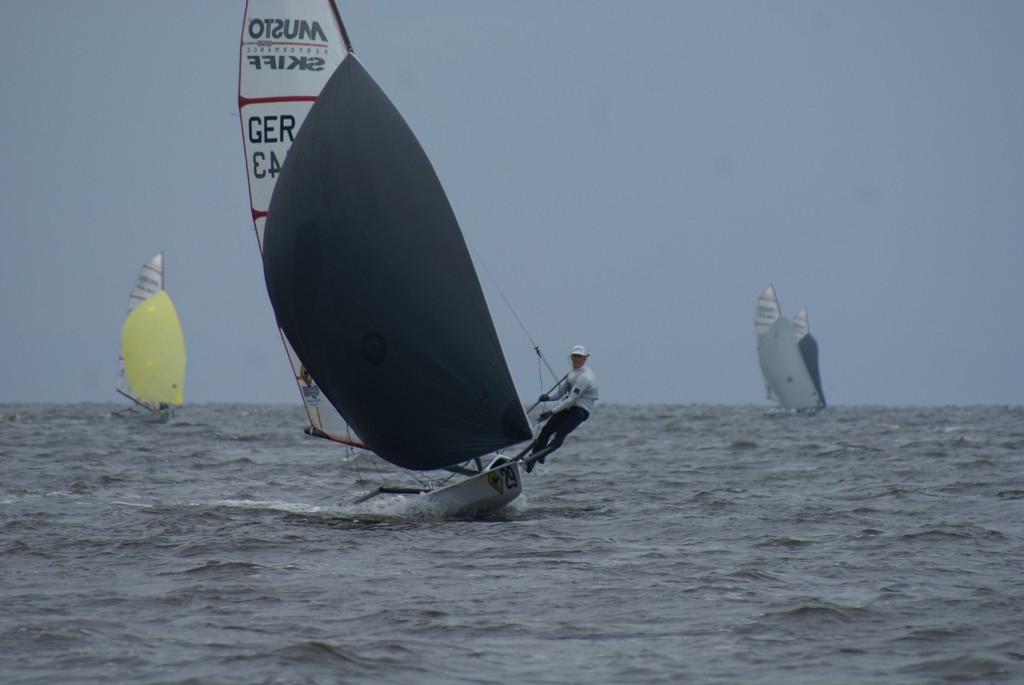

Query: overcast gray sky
[2,1,1022,406]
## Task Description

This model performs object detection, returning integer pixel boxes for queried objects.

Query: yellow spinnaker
[120,290,186,405]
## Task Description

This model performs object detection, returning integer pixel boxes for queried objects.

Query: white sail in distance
[755,285,826,411]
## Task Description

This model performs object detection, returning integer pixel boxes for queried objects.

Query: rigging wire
[465,238,559,386]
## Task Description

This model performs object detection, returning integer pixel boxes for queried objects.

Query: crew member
[526,345,598,472]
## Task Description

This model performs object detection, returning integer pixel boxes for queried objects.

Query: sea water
[1,403,1022,684]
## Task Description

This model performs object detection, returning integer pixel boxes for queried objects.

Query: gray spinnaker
[757,318,825,410]
[263,55,531,471]
[755,286,826,411]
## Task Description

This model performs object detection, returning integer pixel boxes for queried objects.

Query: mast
[328,0,353,53]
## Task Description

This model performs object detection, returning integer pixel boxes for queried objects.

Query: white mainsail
[755,284,781,338]
[238,0,361,445]
[754,284,781,401]
[793,308,809,340]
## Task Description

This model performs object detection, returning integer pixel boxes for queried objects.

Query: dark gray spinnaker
[797,333,826,408]
[263,55,531,471]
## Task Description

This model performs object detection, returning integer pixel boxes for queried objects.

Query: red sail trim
[238,94,318,108]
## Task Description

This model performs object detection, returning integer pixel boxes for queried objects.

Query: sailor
[525,345,599,472]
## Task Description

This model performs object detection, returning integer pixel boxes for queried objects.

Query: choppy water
[1,403,1022,684]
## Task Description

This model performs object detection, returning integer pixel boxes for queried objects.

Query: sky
[2,1,1022,407]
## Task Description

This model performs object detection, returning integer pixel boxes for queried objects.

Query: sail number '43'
[247,115,296,179]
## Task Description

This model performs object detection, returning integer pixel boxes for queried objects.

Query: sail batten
[263,54,530,471]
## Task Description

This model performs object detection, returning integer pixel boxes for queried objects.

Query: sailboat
[238,1,532,513]
[116,252,186,420]
[754,284,826,411]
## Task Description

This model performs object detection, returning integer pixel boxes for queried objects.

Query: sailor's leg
[524,445,557,473]
[545,407,587,451]
[525,409,589,472]
[531,413,563,454]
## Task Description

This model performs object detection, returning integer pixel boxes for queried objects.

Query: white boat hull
[355,457,523,515]
[424,457,523,514]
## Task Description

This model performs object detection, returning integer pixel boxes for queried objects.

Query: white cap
[570,345,588,357]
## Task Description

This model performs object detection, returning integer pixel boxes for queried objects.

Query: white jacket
[548,365,599,416]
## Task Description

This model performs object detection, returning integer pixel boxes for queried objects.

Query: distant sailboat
[754,284,825,411]
[116,252,186,419]
[238,0,531,512]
